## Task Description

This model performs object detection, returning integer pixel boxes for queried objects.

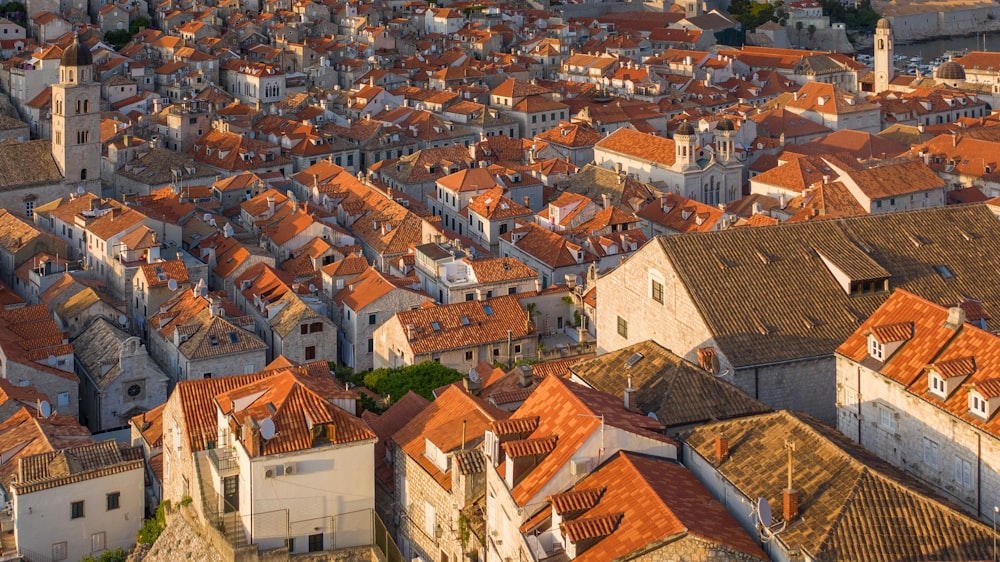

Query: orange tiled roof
[393,385,508,491]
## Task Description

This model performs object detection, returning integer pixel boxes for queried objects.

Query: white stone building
[11,441,145,562]
[836,289,1000,523]
[592,122,742,206]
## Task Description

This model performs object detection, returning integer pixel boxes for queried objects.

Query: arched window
[878,39,884,50]
[83,99,89,113]
[80,169,87,180]
[75,100,81,114]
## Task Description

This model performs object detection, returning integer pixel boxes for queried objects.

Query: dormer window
[869,336,884,361]
[970,392,989,418]
[929,370,947,397]
[424,438,449,472]
[967,380,1000,420]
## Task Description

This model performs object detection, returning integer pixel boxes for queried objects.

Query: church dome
[936,61,966,81]
[876,18,890,30]
[716,117,735,131]
[61,33,93,67]
[675,120,695,136]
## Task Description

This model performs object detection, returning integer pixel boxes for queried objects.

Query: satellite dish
[168,278,178,291]
[716,367,731,378]
[260,417,276,440]
[38,400,51,418]
[308,283,316,292]
[47,355,56,366]
[77,185,85,195]
[118,314,128,327]
[757,497,772,527]
[647,411,659,420]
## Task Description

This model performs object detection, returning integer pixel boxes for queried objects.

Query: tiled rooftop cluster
[0,0,999,560]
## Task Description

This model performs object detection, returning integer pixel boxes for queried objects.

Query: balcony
[207,447,239,476]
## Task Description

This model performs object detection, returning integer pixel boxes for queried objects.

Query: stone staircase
[194,453,246,547]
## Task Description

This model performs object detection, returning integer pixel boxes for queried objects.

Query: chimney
[945,306,966,330]
[623,374,635,410]
[517,365,532,388]
[523,196,530,208]
[267,194,276,215]
[715,435,729,464]
[313,174,319,188]
[660,193,668,210]
[783,488,800,521]
[601,193,610,210]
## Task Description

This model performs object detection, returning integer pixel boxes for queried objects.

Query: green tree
[362,361,463,404]
[129,16,150,35]
[795,20,804,44]
[807,23,817,43]
[104,29,131,50]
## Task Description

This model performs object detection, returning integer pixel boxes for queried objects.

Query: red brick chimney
[783,488,800,521]
[715,435,729,464]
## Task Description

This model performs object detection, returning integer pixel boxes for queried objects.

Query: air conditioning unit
[283,463,297,475]
[264,467,277,478]
[569,458,590,476]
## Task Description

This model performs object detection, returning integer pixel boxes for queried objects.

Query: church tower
[674,121,698,171]
[51,34,100,187]
[874,18,894,95]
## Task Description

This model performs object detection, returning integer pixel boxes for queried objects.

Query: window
[424,501,436,538]
[879,405,897,432]
[80,168,87,180]
[868,337,884,361]
[107,492,120,511]
[57,392,69,407]
[493,348,500,356]
[301,324,309,335]
[286,538,295,553]
[954,456,973,489]
[514,344,521,353]
[508,287,517,295]
[52,542,68,561]
[305,346,316,360]
[25,200,34,219]
[971,393,989,417]
[91,531,105,552]
[367,338,374,353]
[923,437,939,468]
[71,500,85,519]
[617,316,628,338]
[368,314,377,325]
[465,350,473,361]
[651,280,663,304]
[308,533,323,552]
[309,322,323,333]
[465,293,474,301]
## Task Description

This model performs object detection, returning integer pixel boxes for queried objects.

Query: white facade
[12,456,143,561]
[230,440,377,552]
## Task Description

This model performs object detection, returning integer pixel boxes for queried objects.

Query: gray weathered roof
[655,204,1000,367]
[569,340,770,429]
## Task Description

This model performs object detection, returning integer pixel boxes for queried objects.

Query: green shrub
[81,547,127,562]
[137,500,169,545]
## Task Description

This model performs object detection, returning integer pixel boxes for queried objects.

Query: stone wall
[633,534,764,562]
[836,354,1000,522]
[394,443,466,562]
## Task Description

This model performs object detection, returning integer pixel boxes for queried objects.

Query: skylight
[484,305,494,316]
[934,265,955,280]
[431,321,441,331]
[228,332,239,344]
[461,316,470,326]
